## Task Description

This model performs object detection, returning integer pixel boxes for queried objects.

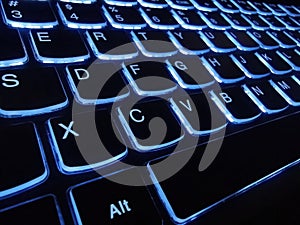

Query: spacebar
[148,113,300,224]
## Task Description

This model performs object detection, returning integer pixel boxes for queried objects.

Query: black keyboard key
[199,11,231,30]
[255,50,292,74]
[231,53,270,78]
[267,30,297,48]
[221,12,251,30]
[168,30,209,55]
[277,48,300,71]
[123,61,177,95]
[248,1,272,15]
[0,123,47,197]
[1,0,58,28]
[264,3,286,16]
[140,7,179,29]
[260,15,286,30]
[102,4,146,29]
[66,63,130,105]
[171,9,207,30]
[276,16,300,30]
[201,55,244,83]
[233,0,256,14]
[270,76,300,106]
[200,30,236,52]
[148,113,300,223]
[138,0,168,8]
[166,55,215,89]
[243,81,289,113]
[0,27,27,67]
[48,109,127,173]
[131,30,177,57]
[86,29,138,59]
[278,4,300,17]
[284,30,300,46]
[0,196,63,225]
[290,17,300,27]
[213,0,239,13]
[170,92,227,135]
[191,0,217,11]
[117,98,184,151]
[242,14,269,30]
[30,29,89,63]
[0,67,67,118]
[57,2,107,29]
[226,30,259,51]
[247,30,279,49]
[166,0,194,10]
[69,169,162,225]
[210,86,261,123]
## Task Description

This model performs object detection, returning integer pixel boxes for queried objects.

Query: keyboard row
[0,170,163,225]
[2,25,300,66]
[1,0,300,30]
[60,0,300,16]
[1,47,300,116]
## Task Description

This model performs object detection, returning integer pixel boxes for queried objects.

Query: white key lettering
[1,74,19,88]
[58,121,79,139]
[179,99,192,111]
[37,32,51,42]
[74,68,89,80]
[110,200,132,219]
[219,92,232,103]
[130,109,145,123]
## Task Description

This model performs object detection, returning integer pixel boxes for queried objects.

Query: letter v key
[179,99,192,111]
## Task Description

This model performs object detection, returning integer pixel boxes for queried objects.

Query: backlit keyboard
[1,0,300,224]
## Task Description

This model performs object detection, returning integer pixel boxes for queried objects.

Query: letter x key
[58,121,79,139]
[48,109,127,173]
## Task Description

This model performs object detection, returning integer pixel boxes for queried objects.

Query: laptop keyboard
[1,0,300,224]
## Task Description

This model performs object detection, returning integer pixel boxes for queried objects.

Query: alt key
[69,168,162,225]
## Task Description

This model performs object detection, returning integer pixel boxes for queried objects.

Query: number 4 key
[57,2,107,29]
